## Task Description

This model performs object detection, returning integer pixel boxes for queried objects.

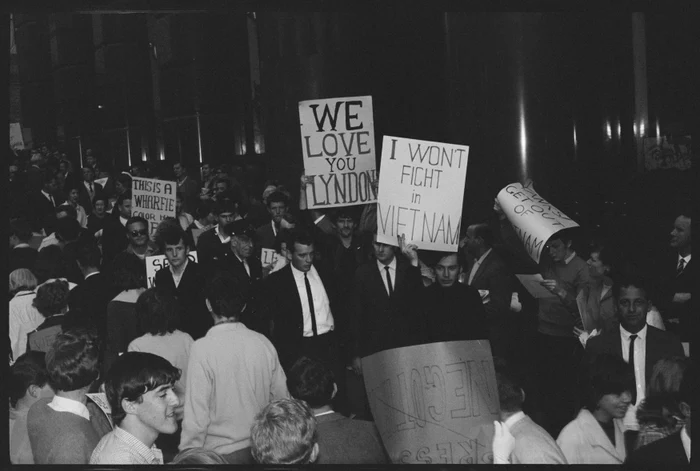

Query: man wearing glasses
[124,216,158,261]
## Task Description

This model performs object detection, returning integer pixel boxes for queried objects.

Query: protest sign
[94,177,108,187]
[145,252,198,288]
[515,274,557,299]
[376,136,469,251]
[131,177,177,237]
[299,95,377,208]
[362,340,499,464]
[496,182,579,263]
[261,248,279,267]
[86,392,113,428]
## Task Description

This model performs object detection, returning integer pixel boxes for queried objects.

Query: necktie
[385,266,393,296]
[243,259,250,277]
[677,258,686,276]
[628,334,638,404]
[304,273,318,336]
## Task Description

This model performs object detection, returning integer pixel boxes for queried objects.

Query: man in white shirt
[90,352,181,464]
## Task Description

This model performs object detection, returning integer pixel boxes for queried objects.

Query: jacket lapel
[471,251,493,285]
[578,409,625,462]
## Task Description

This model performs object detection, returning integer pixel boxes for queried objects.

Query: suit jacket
[658,256,693,341]
[315,412,389,464]
[255,221,277,251]
[350,257,425,358]
[9,246,38,274]
[585,324,685,383]
[262,264,339,368]
[509,414,567,464]
[465,249,513,318]
[226,254,263,294]
[155,261,212,340]
[100,217,129,269]
[78,181,104,214]
[422,282,488,344]
[67,272,117,339]
[27,191,64,234]
[626,430,688,465]
[196,228,234,272]
[176,176,200,214]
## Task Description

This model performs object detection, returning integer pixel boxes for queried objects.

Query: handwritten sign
[362,341,499,464]
[376,136,469,251]
[145,251,198,288]
[86,392,113,428]
[261,248,279,267]
[131,177,177,237]
[299,95,377,208]
[496,182,579,263]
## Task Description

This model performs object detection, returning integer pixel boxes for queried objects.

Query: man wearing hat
[224,220,263,293]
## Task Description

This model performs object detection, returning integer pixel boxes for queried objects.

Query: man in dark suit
[9,219,38,273]
[463,223,515,361]
[78,166,105,214]
[195,199,238,271]
[28,170,64,234]
[349,233,425,374]
[154,226,211,340]
[68,241,118,340]
[286,356,388,464]
[626,362,692,465]
[173,162,200,214]
[586,275,685,450]
[423,251,488,343]
[26,152,45,194]
[255,191,292,253]
[100,191,132,270]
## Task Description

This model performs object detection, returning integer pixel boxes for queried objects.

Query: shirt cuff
[314,215,326,225]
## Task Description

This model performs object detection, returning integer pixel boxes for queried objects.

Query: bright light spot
[97,105,103,109]
[617,121,621,138]
[159,150,165,161]
[142,149,147,162]
[573,124,578,149]
[633,122,638,136]
[656,119,661,138]
[605,121,612,140]
[640,122,645,136]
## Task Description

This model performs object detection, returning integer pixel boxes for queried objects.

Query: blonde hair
[9,269,38,295]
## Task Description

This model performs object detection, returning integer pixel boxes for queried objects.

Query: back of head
[156,224,192,252]
[55,217,81,242]
[116,190,132,207]
[32,279,70,317]
[111,252,146,291]
[266,190,289,207]
[46,328,100,393]
[583,353,634,411]
[203,271,245,320]
[56,204,77,221]
[76,241,102,269]
[10,219,33,243]
[250,398,318,464]
[10,351,49,408]
[33,245,65,284]
[472,223,495,248]
[135,288,180,336]
[171,447,228,465]
[287,356,335,409]
[495,364,525,414]
[638,356,688,424]
[104,351,181,426]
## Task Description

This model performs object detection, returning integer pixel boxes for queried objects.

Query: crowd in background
[8,144,692,465]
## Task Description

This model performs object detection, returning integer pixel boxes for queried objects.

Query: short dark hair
[10,219,33,242]
[33,245,66,283]
[111,252,146,291]
[42,169,58,186]
[55,217,81,242]
[194,200,214,220]
[612,274,650,302]
[582,354,635,411]
[104,351,181,425]
[136,288,180,336]
[204,271,246,320]
[117,190,132,207]
[92,194,108,206]
[116,173,132,188]
[46,328,100,392]
[266,191,289,207]
[56,204,78,220]
[288,229,315,253]
[548,227,576,246]
[157,225,191,252]
[213,198,237,216]
[126,216,149,232]
[32,279,70,317]
[472,223,495,247]
[495,366,524,413]
[76,241,102,268]
[10,351,50,408]
[251,398,318,464]
[287,356,335,409]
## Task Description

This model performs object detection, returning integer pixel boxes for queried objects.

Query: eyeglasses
[130,229,149,237]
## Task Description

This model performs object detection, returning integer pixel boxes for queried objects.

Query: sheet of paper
[515,274,557,299]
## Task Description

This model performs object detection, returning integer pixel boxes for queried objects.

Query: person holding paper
[255,190,295,252]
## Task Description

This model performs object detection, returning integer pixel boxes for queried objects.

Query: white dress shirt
[47,395,91,421]
[677,254,691,272]
[376,257,397,296]
[681,426,690,462]
[467,248,492,285]
[41,190,55,206]
[620,324,647,430]
[291,264,334,337]
[215,225,231,244]
[9,290,43,362]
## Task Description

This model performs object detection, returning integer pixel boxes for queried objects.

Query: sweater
[27,397,112,464]
[538,255,589,337]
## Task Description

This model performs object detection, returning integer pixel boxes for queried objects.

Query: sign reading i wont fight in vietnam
[299,96,377,208]
[376,136,469,251]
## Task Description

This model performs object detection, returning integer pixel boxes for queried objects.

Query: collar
[215,225,231,244]
[49,395,90,421]
[119,216,128,227]
[620,324,647,341]
[207,321,246,335]
[194,219,206,229]
[504,411,526,429]
[377,256,397,272]
[314,410,335,418]
[84,180,93,187]
[271,219,277,237]
[41,189,52,199]
[170,258,189,276]
[678,254,691,264]
[681,426,690,461]
[291,263,316,279]
[113,426,163,464]
[13,243,31,249]
[177,175,188,185]
[234,253,246,264]
[84,271,101,280]
[564,251,576,265]
[474,247,493,266]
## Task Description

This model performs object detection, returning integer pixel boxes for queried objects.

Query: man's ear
[520,387,526,404]
[309,443,320,463]
[205,298,212,312]
[679,401,690,420]
[122,397,138,416]
[331,383,338,400]
[27,384,41,399]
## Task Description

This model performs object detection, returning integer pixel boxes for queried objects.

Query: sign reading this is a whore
[145,252,198,288]
[299,95,377,208]
[376,136,469,251]
[131,177,177,237]
[362,341,499,464]
[496,182,579,263]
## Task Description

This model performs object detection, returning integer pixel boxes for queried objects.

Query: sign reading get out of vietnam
[299,95,377,208]
[131,177,177,237]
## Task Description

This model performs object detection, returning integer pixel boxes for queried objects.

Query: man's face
[131,384,180,436]
[217,212,236,229]
[231,235,254,260]
[175,197,183,215]
[597,391,632,420]
[46,178,59,193]
[115,180,127,195]
[128,221,149,247]
[165,240,189,269]
[268,202,287,225]
[547,238,570,263]
[670,216,691,252]
[214,182,229,196]
[119,199,132,219]
[291,242,314,272]
[616,285,649,333]
[69,189,80,204]
[373,236,395,265]
[201,164,211,178]
[59,162,67,173]
[337,217,356,238]
[435,253,461,287]
[464,225,480,256]
[173,164,184,178]
[86,155,96,168]
[94,200,106,216]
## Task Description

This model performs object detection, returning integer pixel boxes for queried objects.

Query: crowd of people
[8,145,692,464]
